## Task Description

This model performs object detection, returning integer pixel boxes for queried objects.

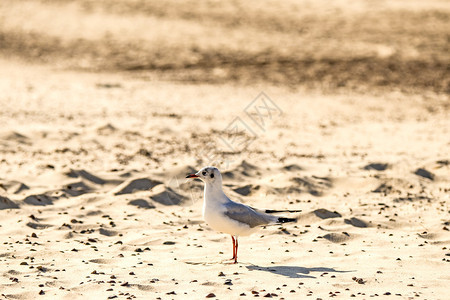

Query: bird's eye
[202,171,207,176]
[210,173,214,178]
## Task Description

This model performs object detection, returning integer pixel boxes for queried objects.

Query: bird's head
[186,166,222,185]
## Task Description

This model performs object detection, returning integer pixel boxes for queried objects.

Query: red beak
[186,174,199,178]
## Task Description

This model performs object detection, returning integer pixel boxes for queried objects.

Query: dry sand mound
[414,168,435,180]
[291,176,332,196]
[223,160,260,180]
[363,163,390,171]
[150,185,188,206]
[0,195,19,209]
[313,209,342,219]
[0,181,30,194]
[128,198,156,209]
[23,194,54,206]
[233,184,257,196]
[322,232,352,243]
[112,177,162,195]
[344,217,370,228]
[65,169,107,185]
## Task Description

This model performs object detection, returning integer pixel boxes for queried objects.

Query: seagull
[186,166,300,264]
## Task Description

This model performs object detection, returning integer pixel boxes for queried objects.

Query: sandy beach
[1,0,449,299]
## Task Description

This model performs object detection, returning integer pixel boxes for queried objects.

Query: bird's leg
[233,237,238,264]
[231,235,236,260]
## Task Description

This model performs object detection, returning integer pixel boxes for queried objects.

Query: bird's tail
[264,209,302,214]
[277,217,297,223]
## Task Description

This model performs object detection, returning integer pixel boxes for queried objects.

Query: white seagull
[186,166,300,263]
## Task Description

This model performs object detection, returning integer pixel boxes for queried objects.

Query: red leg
[231,235,236,260]
[233,237,238,264]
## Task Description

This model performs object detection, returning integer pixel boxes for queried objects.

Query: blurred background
[0,0,448,93]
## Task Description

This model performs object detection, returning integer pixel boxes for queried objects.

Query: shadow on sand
[246,265,353,279]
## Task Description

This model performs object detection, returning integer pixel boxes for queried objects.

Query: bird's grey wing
[223,202,275,228]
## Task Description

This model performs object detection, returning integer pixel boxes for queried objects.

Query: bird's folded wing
[223,202,275,228]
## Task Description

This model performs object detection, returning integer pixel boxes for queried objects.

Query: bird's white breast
[202,198,256,236]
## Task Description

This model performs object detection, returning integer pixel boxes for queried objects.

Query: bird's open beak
[186,174,199,179]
